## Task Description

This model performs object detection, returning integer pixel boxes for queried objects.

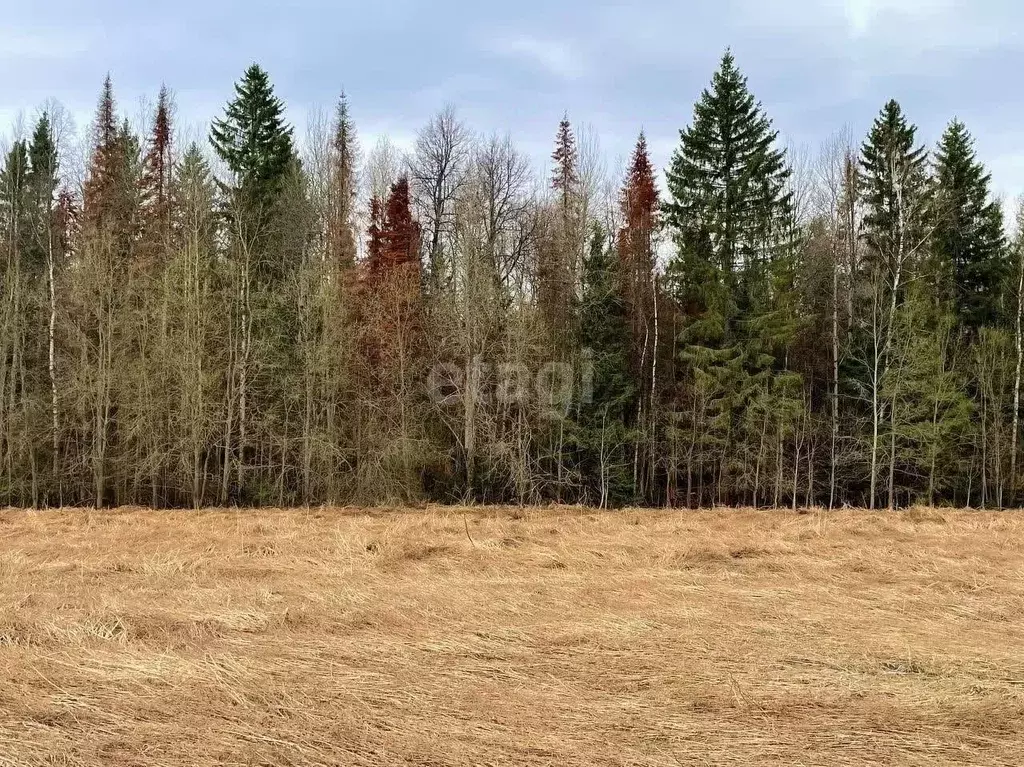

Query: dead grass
[1,505,1023,766]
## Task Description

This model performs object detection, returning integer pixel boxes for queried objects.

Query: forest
[0,51,1018,510]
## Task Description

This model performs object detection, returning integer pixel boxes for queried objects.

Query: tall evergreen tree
[858,100,931,507]
[83,75,122,227]
[0,139,33,505]
[210,64,295,205]
[26,112,63,491]
[27,112,59,253]
[618,131,659,369]
[860,100,930,299]
[368,176,420,279]
[574,222,636,507]
[139,85,174,238]
[664,51,801,506]
[551,115,578,215]
[617,132,661,499]
[538,116,579,349]
[81,79,140,261]
[327,92,359,271]
[0,140,29,241]
[166,143,220,506]
[664,50,793,279]
[932,119,1006,330]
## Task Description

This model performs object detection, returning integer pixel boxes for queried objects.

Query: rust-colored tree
[617,132,665,501]
[82,75,122,228]
[618,131,659,377]
[355,176,427,501]
[74,77,143,506]
[139,86,173,241]
[367,176,421,280]
[382,176,421,274]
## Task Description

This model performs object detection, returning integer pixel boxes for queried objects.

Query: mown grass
[1,505,1023,765]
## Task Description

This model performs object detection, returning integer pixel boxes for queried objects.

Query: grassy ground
[1,505,1023,766]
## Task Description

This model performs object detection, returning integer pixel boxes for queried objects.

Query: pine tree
[574,222,636,507]
[664,50,793,278]
[210,64,295,206]
[932,119,1006,330]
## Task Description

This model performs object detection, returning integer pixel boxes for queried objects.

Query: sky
[2,0,1023,210]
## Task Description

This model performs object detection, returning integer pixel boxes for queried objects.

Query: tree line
[1,52,1020,509]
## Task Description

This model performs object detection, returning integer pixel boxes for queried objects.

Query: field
[1,506,1023,766]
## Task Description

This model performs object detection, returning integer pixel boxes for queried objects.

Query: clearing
[1,506,1023,765]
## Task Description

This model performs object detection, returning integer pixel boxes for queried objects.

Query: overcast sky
[2,0,1021,207]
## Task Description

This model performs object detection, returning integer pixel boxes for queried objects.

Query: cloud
[488,34,586,81]
[0,25,96,60]
[843,0,996,46]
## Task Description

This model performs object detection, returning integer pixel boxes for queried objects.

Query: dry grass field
[1,506,1023,766]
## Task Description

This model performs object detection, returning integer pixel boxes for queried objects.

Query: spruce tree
[328,92,359,271]
[617,132,660,500]
[381,176,420,274]
[932,119,1006,330]
[574,222,636,507]
[82,79,140,259]
[664,50,799,505]
[27,113,59,262]
[538,116,579,350]
[664,50,793,279]
[27,114,58,197]
[26,113,63,488]
[0,140,29,242]
[210,64,295,206]
[172,144,216,238]
[883,290,972,505]
[83,75,120,226]
[858,100,931,507]
[618,131,659,370]
[139,85,173,233]
[860,100,930,295]
[211,64,300,289]
[551,116,578,216]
